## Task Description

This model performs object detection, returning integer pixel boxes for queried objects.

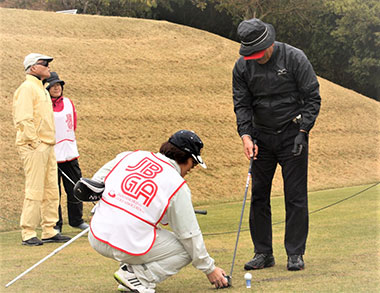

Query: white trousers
[88,228,192,287]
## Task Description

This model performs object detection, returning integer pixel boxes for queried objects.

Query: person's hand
[242,136,258,160]
[206,267,229,289]
[292,131,308,156]
[28,140,41,150]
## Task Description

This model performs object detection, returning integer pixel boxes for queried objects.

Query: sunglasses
[34,60,49,67]
[192,158,199,167]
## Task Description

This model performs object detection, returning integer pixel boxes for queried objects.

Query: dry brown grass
[0,8,379,231]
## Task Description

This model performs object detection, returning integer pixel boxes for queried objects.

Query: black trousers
[249,122,308,255]
[56,159,84,229]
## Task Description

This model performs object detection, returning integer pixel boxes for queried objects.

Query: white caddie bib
[54,97,79,162]
[90,151,186,255]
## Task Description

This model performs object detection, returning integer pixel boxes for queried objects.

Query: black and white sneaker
[117,284,130,292]
[114,265,155,293]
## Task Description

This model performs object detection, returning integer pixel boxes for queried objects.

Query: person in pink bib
[44,72,89,233]
[88,130,229,292]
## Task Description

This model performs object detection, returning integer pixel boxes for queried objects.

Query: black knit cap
[43,72,65,90]
[238,18,276,56]
[169,130,207,169]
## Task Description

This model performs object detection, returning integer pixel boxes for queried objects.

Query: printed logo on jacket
[90,151,185,255]
[65,113,73,130]
[108,157,163,210]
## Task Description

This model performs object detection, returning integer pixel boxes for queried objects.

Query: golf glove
[292,132,308,156]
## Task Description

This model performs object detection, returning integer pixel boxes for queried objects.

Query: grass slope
[1,184,379,292]
[0,8,379,231]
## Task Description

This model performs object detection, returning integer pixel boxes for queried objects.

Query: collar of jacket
[154,152,182,175]
[26,74,44,88]
[51,96,64,111]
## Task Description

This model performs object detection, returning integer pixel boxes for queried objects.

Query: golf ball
[244,272,252,288]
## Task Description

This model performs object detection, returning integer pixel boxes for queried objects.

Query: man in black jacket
[232,18,321,271]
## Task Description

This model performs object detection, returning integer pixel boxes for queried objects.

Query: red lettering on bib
[66,113,73,130]
[120,157,163,207]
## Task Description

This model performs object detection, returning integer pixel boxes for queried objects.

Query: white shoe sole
[118,284,132,292]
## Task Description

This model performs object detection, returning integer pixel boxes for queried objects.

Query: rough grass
[0,8,379,232]
[0,7,379,292]
[1,184,379,292]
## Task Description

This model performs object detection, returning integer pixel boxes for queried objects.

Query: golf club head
[194,209,207,215]
[216,275,231,289]
[223,275,232,288]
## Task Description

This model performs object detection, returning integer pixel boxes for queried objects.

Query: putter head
[216,275,231,289]
[223,275,232,288]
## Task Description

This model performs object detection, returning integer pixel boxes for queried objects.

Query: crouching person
[88,130,229,292]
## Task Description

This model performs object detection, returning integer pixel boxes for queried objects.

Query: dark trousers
[249,122,309,255]
[56,159,84,229]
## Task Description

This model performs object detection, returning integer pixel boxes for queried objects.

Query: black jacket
[233,41,321,136]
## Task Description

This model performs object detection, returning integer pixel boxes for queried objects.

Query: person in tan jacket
[13,53,71,246]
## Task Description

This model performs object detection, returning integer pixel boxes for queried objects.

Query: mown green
[1,184,379,292]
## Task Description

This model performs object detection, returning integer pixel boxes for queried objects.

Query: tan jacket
[13,75,56,147]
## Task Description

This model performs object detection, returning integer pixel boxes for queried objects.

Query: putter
[225,156,254,287]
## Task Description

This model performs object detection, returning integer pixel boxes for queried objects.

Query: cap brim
[192,154,207,169]
[46,80,65,89]
[243,49,266,60]
[39,56,54,62]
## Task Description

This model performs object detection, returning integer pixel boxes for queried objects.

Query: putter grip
[249,154,254,173]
